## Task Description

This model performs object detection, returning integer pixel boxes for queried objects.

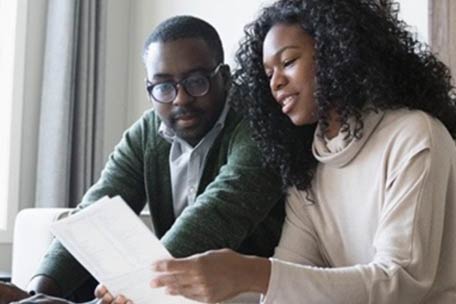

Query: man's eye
[160,83,174,90]
[154,83,174,94]
[185,75,207,89]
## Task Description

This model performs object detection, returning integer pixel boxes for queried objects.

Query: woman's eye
[283,58,296,67]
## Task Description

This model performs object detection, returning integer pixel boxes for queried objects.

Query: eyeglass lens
[151,74,209,103]
[148,64,222,103]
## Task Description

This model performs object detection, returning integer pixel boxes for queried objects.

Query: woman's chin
[289,114,315,126]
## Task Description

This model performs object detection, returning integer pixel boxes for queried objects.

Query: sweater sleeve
[273,187,327,267]
[263,137,453,303]
[160,121,284,257]
[32,112,151,297]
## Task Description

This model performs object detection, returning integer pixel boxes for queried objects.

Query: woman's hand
[150,248,271,303]
[94,284,132,304]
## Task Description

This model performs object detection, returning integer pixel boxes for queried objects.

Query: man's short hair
[143,15,224,64]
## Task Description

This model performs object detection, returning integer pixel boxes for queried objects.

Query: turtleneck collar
[312,109,385,168]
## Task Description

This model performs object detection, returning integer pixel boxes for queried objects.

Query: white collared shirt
[158,103,230,217]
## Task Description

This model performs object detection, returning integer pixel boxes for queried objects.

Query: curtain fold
[35,0,106,208]
[429,0,456,83]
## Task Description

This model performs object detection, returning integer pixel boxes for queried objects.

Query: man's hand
[94,284,132,304]
[1,282,76,304]
[0,282,29,304]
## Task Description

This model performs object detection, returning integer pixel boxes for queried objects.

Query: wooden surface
[430,0,456,83]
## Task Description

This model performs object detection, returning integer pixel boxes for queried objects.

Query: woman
[132,0,456,303]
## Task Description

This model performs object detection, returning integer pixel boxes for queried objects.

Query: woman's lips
[281,95,298,114]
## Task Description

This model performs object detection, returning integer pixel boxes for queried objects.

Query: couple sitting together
[2,0,456,303]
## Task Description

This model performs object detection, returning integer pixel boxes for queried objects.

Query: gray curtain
[429,0,456,83]
[35,0,106,208]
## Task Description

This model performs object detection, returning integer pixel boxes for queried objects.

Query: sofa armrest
[11,208,72,289]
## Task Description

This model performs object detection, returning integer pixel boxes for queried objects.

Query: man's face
[144,38,228,146]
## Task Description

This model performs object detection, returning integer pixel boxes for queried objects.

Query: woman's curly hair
[230,0,456,191]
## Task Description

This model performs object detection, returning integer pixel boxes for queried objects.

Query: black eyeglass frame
[145,63,225,104]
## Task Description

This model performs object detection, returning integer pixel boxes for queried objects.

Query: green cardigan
[35,108,285,297]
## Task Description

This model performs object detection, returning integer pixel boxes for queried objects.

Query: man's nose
[172,84,195,106]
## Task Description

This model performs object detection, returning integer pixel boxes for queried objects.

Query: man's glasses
[146,63,224,104]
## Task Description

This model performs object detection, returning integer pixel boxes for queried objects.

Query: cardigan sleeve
[32,111,152,297]
[160,120,284,257]
[262,128,455,303]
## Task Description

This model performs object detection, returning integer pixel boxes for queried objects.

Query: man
[0,15,284,303]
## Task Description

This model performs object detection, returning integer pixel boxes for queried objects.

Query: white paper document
[50,196,200,304]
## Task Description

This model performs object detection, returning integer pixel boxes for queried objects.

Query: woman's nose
[270,70,287,93]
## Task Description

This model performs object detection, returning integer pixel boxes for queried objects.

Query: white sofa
[11,208,259,303]
[11,208,73,289]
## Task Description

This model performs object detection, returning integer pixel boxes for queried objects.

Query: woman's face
[263,23,318,126]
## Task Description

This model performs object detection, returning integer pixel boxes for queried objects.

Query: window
[398,0,428,43]
[0,0,26,241]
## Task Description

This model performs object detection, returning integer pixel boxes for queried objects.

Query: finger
[94,284,108,298]
[163,282,195,297]
[150,273,177,288]
[101,291,114,304]
[154,276,208,301]
[152,259,179,272]
[150,271,197,289]
[166,283,214,303]
[113,295,128,304]
[152,256,196,273]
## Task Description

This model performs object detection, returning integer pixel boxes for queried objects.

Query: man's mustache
[171,107,203,120]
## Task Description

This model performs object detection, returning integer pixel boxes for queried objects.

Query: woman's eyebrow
[264,45,300,67]
[272,45,300,57]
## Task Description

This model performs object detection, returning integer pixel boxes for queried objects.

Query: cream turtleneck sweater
[262,108,456,303]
